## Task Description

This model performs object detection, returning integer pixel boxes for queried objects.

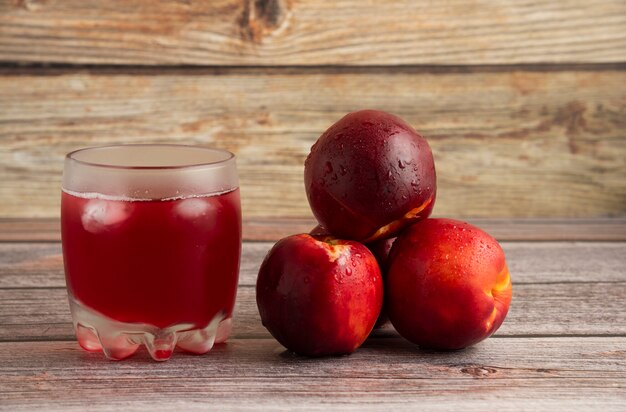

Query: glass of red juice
[61,145,241,361]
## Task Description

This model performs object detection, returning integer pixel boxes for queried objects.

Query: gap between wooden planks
[1,217,626,242]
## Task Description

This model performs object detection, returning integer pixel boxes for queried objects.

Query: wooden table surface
[1,217,625,411]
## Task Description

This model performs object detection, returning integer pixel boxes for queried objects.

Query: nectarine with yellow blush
[386,218,512,350]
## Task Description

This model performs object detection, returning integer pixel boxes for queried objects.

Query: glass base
[68,296,232,361]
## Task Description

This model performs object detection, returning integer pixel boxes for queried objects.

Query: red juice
[61,188,241,359]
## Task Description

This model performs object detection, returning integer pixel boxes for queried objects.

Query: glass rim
[66,144,235,171]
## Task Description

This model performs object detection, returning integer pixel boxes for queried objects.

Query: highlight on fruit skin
[304,109,437,242]
[385,218,512,350]
[256,233,383,356]
[310,224,396,329]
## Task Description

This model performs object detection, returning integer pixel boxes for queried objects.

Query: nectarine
[386,219,512,350]
[304,110,436,242]
[256,234,383,356]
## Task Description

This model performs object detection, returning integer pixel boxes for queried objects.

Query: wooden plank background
[0,0,625,220]
[1,240,625,342]
[1,68,625,219]
[1,0,625,65]
[2,337,624,410]
[0,223,625,410]
[1,4,625,409]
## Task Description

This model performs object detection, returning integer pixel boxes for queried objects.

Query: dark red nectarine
[256,234,383,356]
[304,110,436,242]
[367,236,396,328]
[309,224,330,237]
[367,237,395,272]
[386,219,512,350]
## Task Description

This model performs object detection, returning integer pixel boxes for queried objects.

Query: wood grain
[0,338,624,411]
[2,279,625,342]
[1,0,625,65]
[0,236,624,409]
[2,241,625,289]
[2,0,625,407]
[1,69,625,219]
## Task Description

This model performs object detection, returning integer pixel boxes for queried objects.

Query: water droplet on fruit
[325,162,333,173]
[355,253,362,258]
[340,166,347,175]
[398,160,406,169]
[346,268,352,276]
[387,170,393,179]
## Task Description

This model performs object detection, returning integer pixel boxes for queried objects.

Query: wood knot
[239,0,292,43]
[15,0,46,11]
[460,366,498,378]
[555,101,587,135]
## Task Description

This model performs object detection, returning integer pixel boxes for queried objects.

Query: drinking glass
[61,145,241,361]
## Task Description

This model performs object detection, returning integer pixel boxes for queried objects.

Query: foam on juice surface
[63,188,235,233]
[63,187,236,202]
